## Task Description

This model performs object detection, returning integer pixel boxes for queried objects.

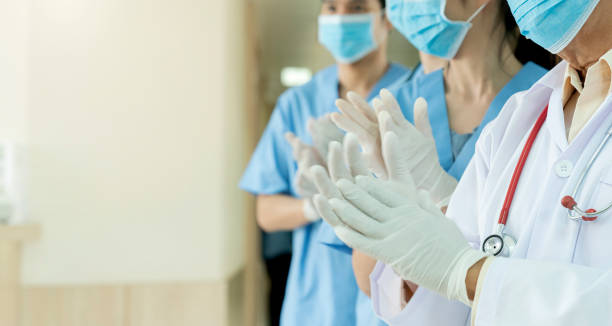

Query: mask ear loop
[467,1,489,23]
[440,0,489,24]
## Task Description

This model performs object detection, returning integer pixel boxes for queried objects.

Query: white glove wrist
[446,248,487,306]
[303,198,320,222]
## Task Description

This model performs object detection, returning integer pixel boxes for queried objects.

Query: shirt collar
[561,48,612,104]
[533,60,568,92]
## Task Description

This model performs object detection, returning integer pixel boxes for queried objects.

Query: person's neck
[338,49,389,99]
[560,0,612,75]
[444,19,522,102]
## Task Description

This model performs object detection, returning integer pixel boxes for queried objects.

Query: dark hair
[499,1,559,70]
[379,0,385,8]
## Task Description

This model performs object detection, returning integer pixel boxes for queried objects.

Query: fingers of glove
[299,147,325,171]
[329,197,382,238]
[309,116,344,150]
[346,91,377,122]
[413,97,433,138]
[354,175,412,208]
[306,118,317,136]
[372,98,385,117]
[306,119,327,157]
[335,224,374,252]
[311,165,343,199]
[378,109,422,146]
[382,131,416,185]
[336,99,368,127]
[318,115,345,142]
[413,97,434,139]
[285,132,306,161]
[363,151,388,180]
[294,171,317,197]
[328,141,352,182]
[336,179,389,221]
[343,133,370,177]
[313,194,342,227]
[377,110,402,139]
[330,111,373,146]
[335,99,377,136]
[379,89,408,126]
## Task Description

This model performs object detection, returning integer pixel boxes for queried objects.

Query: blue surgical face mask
[508,0,600,53]
[386,0,487,59]
[318,13,379,64]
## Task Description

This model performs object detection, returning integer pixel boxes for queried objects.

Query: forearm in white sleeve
[473,257,612,325]
[370,261,471,326]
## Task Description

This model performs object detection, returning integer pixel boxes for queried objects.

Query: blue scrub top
[239,63,410,326]
[317,62,549,259]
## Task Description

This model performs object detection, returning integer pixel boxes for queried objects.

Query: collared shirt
[563,49,612,142]
[471,48,612,319]
[366,62,549,325]
[371,56,612,325]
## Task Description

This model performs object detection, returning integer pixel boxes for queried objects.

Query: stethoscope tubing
[565,126,612,220]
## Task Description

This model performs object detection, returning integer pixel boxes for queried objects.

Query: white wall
[0,0,28,142]
[0,0,247,285]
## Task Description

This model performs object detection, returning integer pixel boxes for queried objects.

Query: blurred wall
[0,0,28,142]
[22,0,246,286]
[1,0,250,325]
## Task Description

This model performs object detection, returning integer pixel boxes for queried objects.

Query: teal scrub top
[316,63,549,321]
[239,63,410,326]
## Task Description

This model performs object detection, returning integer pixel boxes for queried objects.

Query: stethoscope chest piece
[482,233,516,257]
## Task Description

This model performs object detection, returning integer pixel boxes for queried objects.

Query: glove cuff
[446,248,486,306]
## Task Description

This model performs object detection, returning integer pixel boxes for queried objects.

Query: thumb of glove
[413,97,434,139]
[382,131,416,187]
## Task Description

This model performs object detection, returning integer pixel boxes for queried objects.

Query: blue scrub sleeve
[239,101,295,196]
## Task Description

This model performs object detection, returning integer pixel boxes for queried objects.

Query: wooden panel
[126,282,226,326]
[21,286,124,326]
[20,273,244,326]
[0,241,23,326]
[21,271,245,326]
[0,225,41,242]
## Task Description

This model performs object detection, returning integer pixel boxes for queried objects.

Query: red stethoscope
[482,105,612,256]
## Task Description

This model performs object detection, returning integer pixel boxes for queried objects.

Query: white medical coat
[370,61,612,325]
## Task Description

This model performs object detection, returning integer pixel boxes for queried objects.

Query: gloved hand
[332,90,455,206]
[308,132,369,218]
[327,133,370,183]
[376,91,457,207]
[332,92,387,178]
[285,132,323,222]
[307,115,345,161]
[313,131,486,305]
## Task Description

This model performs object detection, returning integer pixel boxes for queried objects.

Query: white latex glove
[376,92,457,207]
[313,131,486,305]
[332,92,387,178]
[308,133,370,218]
[307,115,345,161]
[331,90,447,189]
[285,132,322,222]
[327,133,370,183]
